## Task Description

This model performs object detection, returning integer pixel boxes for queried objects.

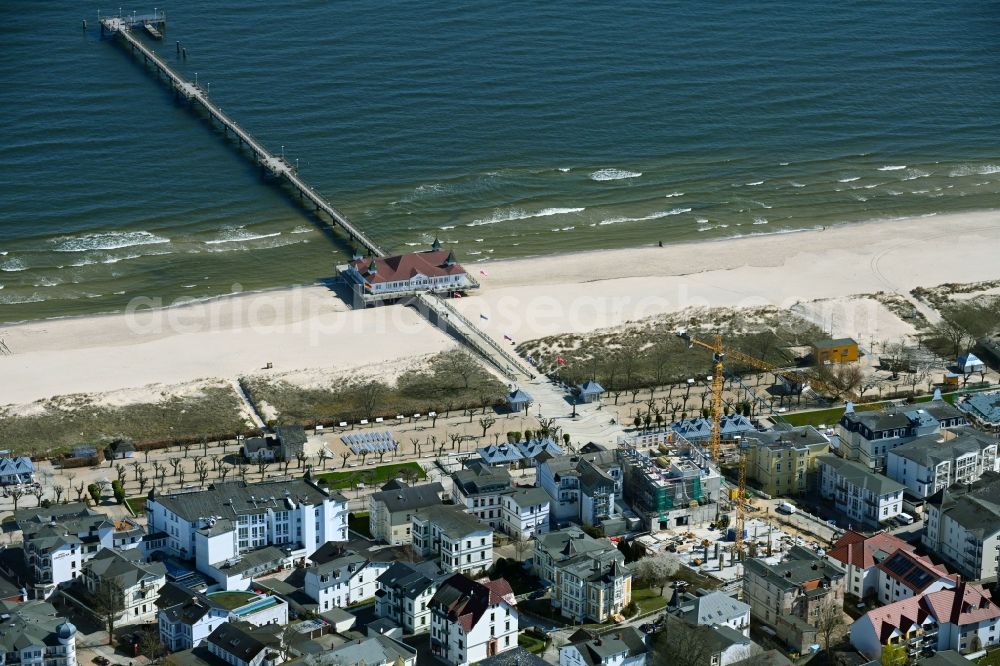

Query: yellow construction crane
[676,330,854,556]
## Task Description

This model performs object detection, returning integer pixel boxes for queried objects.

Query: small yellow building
[745,426,831,497]
[813,337,859,364]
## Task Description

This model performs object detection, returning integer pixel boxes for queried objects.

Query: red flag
[453,292,462,298]
[556,356,566,366]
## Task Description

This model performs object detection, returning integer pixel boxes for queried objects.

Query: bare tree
[168,457,182,478]
[52,484,65,505]
[114,463,127,486]
[90,577,125,645]
[295,451,307,469]
[31,486,45,507]
[136,467,148,496]
[355,380,387,421]
[340,451,351,468]
[815,602,846,657]
[478,415,496,438]
[653,616,719,666]
[256,458,269,480]
[319,449,331,470]
[8,486,24,512]
[196,460,210,487]
[218,463,231,483]
[74,483,86,502]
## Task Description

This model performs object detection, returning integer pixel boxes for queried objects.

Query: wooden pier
[98,15,534,380]
[99,14,386,259]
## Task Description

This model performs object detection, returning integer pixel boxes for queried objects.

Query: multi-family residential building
[411,505,493,575]
[206,621,282,666]
[146,474,348,569]
[671,414,756,442]
[499,487,551,539]
[886,431,999,498]
[672,591,751,636]
[534,527,632,624]
[538,450,623,527]
[429,575,518,666]
[375,560,446,635]
[0,457,35,486]
[743,546,846,632]
[368,481,443,545]
[83,547,167,625]
[837,399,968,471]
[744,425,831,497]
[559,626,649,666]
[0,600,76,666]
[818,455,905,528]
[304,546,388,612]
[850,581,1000,658]
[451,464,512,531]
[923,471,1000,582]
[874,549,955,605]
[319,633,417,666]
[958,391,1000,429]
[826,530,915,599]
[619,444,722,531]
[157,583,288,652]
[17,503,144,599]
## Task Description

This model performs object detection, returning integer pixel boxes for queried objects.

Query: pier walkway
[100,16,536,385]
[100,16,385,259]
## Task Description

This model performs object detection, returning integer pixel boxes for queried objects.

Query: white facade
[375,562,441,635]
[146,477,348,565]
[83,551,165,626]
[430,580,518,666]
[499,489,550,539]
[411,507,493,575]
[924,504,1000,583]
[159,605,229,652]
[818,456,904,528]
[0,602,76,666]
[305,556,389,612]
[887,435,998,499]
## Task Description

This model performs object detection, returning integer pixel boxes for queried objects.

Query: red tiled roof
[862,581,1000,643]
[350,250,465,284]
[827,530,913,569]
[863,596,928,643]
[431,575,515,633]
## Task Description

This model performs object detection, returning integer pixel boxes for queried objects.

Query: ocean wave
[598,207,691,226]
[902,169,929,181]
[949,164,1000,177]
[204,229,282,245]
[0,292,45,305]
[558,167,571,172]
[467,251,482,256]
[440,225,456,230]
[590,169,641,181]
[789,182,806,188]
[290,225,313,234]
[838,176,860,183]
[1,257,28,272]
[467,207,585,227]
[751,200,773,209]
[52,230,170,252]
[746,180,764,186]
[664,192,684,198]
[752,216,768,225]
[33,277,63,287]
[877,165,906,171]
[911,189,930,194]
[404,242,421,246]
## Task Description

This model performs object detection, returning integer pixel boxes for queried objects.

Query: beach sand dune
[0,211,998,406]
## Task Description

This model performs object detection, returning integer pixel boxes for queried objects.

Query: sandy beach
[1,211,998,407]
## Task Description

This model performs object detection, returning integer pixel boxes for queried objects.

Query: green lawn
[348,511,372,538]
[315,462,426,490]
[631,586,667,615]
[125,497,147,516]
[207,591,258,610]
[519,633,546,654]
[777,391,959,428]
[978,648,1000,666]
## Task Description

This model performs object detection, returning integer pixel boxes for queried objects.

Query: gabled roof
[677,591,750,626]
[506,389,533,405]
[889,431,995,468]
[85,547,167,588]
[860,581,1000,640]
[515,438,563,460]
[0,457,34,476]
[876,550,954,593]
[370,482,443,514]
[452,463,512,497]
[827,530,913,570]
[376,561,439,598]
[577,380,604,395]
[207,621,277,663]
[476,443,525,465]
[818,455,904,496]
[430,575,515,632]
[322,633,417,666]
[0,600,72,653]
[349,249,466,284]
[412,504,490,538]
[562,626,648,666]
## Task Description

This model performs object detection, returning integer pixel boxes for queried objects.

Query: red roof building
[430,575,518,666]
[827,530,915,599]
[337,240,478,305]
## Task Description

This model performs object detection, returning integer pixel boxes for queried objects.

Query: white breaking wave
[838,176,860,183]
[52,230,170,252]
[877,165,906,171]
[205,229,282,245]
[751,200,773,209]
[949,164,1000,177]
[290,225,313,234]
[440,225,456,230]
[1,257,28,272]
[558,167,571,172]
[664,192,684,198]
[467,207,585,227]
[590,169,641,181]
[33,277,63,287]
[598,207,691,226]
[746,180,764,186]
[752,216,768,225]
[790,182,806,188]
[902,169,930,181]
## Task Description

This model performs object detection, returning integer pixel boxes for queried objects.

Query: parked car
[93,657,110,666]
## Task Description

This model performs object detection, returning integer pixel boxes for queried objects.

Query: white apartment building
[451,463,513,531]
[499,487,551,539]
[818,455,904,529]
[429,575,519,666]
[923,471,1000,582]
[375,560,445,635]
[411,505,493,575]
[157,583,288,652]
[206,621,282,666]
[874,550,955,605]
[672,591,751,636]
[0,601,76,666]
[559,626,649,666]
[145,474,348,567]
[304,548,388,612]
[826,530,915,599]
[83,548,167,626]
[17,503,143,599]
[837,399,968,471]
[887,431,999,499]
[538,451,622,527]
